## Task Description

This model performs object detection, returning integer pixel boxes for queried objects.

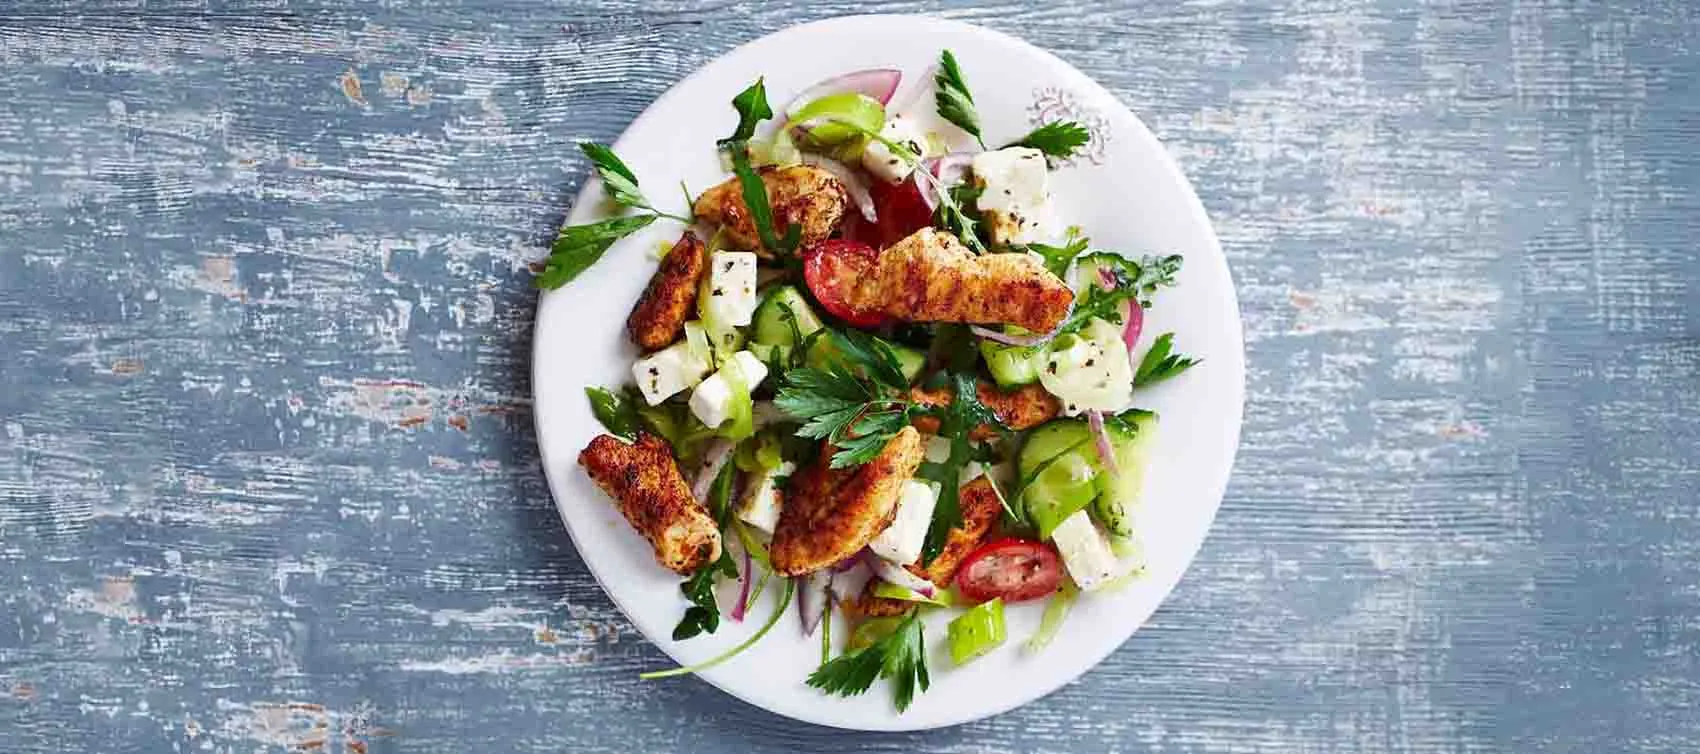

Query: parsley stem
[639,578,796,680]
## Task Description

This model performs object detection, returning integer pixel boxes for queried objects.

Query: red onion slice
[870,557,936,597]
[830,549,868,573]
[1086,410,1121,479]
[970,325,1052,347]
[784,69,903,118]
[1122,300,1145,353]
[730,547,754,622]
[690,439,736,504]
[801,154,876,223]
[797,570,834,636]
[930,152,975,187]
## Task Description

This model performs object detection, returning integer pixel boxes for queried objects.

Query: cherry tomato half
[955,539,1063,604]
[801,239,890,329]
[868,174,934,248]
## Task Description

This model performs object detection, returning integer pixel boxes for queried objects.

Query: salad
[546,51,1198,714]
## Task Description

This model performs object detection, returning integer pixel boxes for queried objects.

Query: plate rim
[531,12,1246,731]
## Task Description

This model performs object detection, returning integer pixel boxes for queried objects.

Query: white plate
[532,14,1244,732]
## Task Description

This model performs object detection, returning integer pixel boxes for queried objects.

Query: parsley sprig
[1133,332,1199,388]
[935,50,985,149]
[773,330,917,468]
[535,144,694,289]
[672,462,739,640]
[1006,120,1090,160]
[806,609,930,712]
[1016,230,1090,277]
[928,179,988,255]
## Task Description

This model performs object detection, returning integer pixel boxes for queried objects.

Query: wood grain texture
[1,1,1697,752]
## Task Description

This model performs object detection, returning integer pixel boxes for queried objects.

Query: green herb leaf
[806,610,930,712]
[535,214,658,289]
[642,578,795,680]
[1132,332,1199,388]
[580,142,648,209]
[722,78,773,148]
[917,373,1004,564]
[1017,232,1090,278]
[935,50,985,149]
[1129,253,1184,307]
[672,463,740,641]
[773,330,920,469]
[930,180,988,255]
[1006,121,1090,160]
[585,386,640,441]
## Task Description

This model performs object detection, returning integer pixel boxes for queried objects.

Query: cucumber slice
[1017,420,1093,480]
[806,336,926,384]
[751,286,825,348]
[1091,411,1157,538]
[947,598,1007,666]
[981,339,1041,388]
[1072,252,1135,322]
[1024,450,1100,539]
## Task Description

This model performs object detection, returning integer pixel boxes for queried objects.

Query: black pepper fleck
[712,287,724,296]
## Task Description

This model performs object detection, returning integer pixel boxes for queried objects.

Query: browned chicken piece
[626,232,706,351]
[692,164,849,256]
[845,578,916,619]
[848,477,1004,618]
[769,427,924,576]
[906,477,1003,585]
[578,433,722,574]
[840,228,1074,333]
[909,380,1062,441]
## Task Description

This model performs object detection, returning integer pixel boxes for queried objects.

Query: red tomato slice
[868,175,934,248]
[955,539,1063,604]
[801,239,890,329]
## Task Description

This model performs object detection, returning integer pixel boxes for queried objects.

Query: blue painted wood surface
[2,2,1697,752]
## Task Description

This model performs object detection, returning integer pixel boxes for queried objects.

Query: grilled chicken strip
[770,427,924,576]
[840,228,1074,332]
[693,164,848,256]
[848,476,1004,618]
[626,232,706,351]
[909,380,1062,441]
[578,433,722,574]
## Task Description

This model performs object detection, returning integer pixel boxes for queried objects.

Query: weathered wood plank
[1,1,1696,752]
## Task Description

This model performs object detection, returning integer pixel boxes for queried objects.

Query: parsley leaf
[773,330,917,469]
[579,142,648,209]
[1133,332,1199,388]
[935,50,985,149]
[917,373,1004,564]
[1006,120,1090,160]
[535,214,658,289]
[672,462,740,641]
[584,386,640,441]
[1017,231,1090,278]
[806,610,930,712]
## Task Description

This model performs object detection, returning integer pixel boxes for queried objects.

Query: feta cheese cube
[1050,510,1119,591]
[737,461,795,535]
[1040,333,1133,417]
[868,480,938,566]
[632,341,711,406]
[925,435,984,484]
[971,147,1054,245]
[704,251,759,327]
[861,114,927,184]
[688,350,771,428]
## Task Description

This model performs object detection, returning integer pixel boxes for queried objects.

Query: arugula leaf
[917,373,1004,564]
[1006,121,1090,160]
[1017,232,1090,278]
[585,386,640,441]
[930,179,988,255]
[1052,280,1139,337]
[720,78,773,149]
[580,142,648,209]
[935,50,985,149]
[1132,332,1199,388]
[672,463,740,641]
[806,610,930,712]
[535,214,658,289]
